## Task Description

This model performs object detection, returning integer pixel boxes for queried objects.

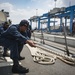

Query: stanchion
[62,23,70,56]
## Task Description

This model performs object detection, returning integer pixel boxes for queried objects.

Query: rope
[26,44,75,65]
[33,52,56,65]
[26,44,56,65]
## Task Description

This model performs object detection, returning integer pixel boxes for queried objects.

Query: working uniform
[0,25,8,56]
[26,25,32,38]
[0,25,7,33]
[0,24,29,60]
[72,22,75,36]
[0,20,33,73]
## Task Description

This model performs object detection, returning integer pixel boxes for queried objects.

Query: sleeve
[8,26,28,43]
[0,27,4,33]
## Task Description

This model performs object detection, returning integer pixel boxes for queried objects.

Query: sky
[0,0,75,25]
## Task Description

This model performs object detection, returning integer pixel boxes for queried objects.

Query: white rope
[26,44,75,65]
[26,44,56,65]
[36,44,75,65]
[33,52,56,65]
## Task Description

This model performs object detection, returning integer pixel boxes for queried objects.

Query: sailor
[72,21,75,36]
[26,25,32,39]
[0,21,10,57]
[0,19,36,73]
[26,25,37,39]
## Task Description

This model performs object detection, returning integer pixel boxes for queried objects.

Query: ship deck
[0,45,75,75]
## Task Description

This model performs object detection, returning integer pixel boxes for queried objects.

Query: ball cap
[3,21,9,26]
[19,19,29,27]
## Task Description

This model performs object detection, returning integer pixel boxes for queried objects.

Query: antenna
[69,1,71,6]
[54,0,57,8]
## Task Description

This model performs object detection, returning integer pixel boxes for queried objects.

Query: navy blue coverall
[26,25,32,38]
[0,24,29,60]
[0,25,8,53]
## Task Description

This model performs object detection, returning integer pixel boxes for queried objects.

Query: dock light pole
[33,9,38,41]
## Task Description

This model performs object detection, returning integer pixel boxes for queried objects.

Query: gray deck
[0,45,75,75]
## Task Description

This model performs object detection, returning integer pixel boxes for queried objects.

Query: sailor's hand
[26,40,36,47]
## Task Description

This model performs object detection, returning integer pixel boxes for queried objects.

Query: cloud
[0,2,47,24]
[0,0,75,24]
[0,2,14,12]
[31,0,36,1]
[0,2,35,24]
[62,0,75,6]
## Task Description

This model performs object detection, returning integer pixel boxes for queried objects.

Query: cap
[3,21,9,26]
[19,19,29,27]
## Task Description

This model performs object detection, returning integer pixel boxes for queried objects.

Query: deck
[0,45,75,75]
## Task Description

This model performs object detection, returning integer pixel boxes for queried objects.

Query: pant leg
[18,43,24,57]
[9,42,19,59]
[3,47,8,54]
[0,38,19,60]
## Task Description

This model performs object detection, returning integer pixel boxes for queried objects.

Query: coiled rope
[26,44,75,65]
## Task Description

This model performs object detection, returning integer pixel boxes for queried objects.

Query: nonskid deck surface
[0,45,75,75]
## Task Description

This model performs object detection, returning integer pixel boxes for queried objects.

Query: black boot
[12,64,29,73]
[3,52,10,57]
[18,56,25,60]
[12,59,29,73]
